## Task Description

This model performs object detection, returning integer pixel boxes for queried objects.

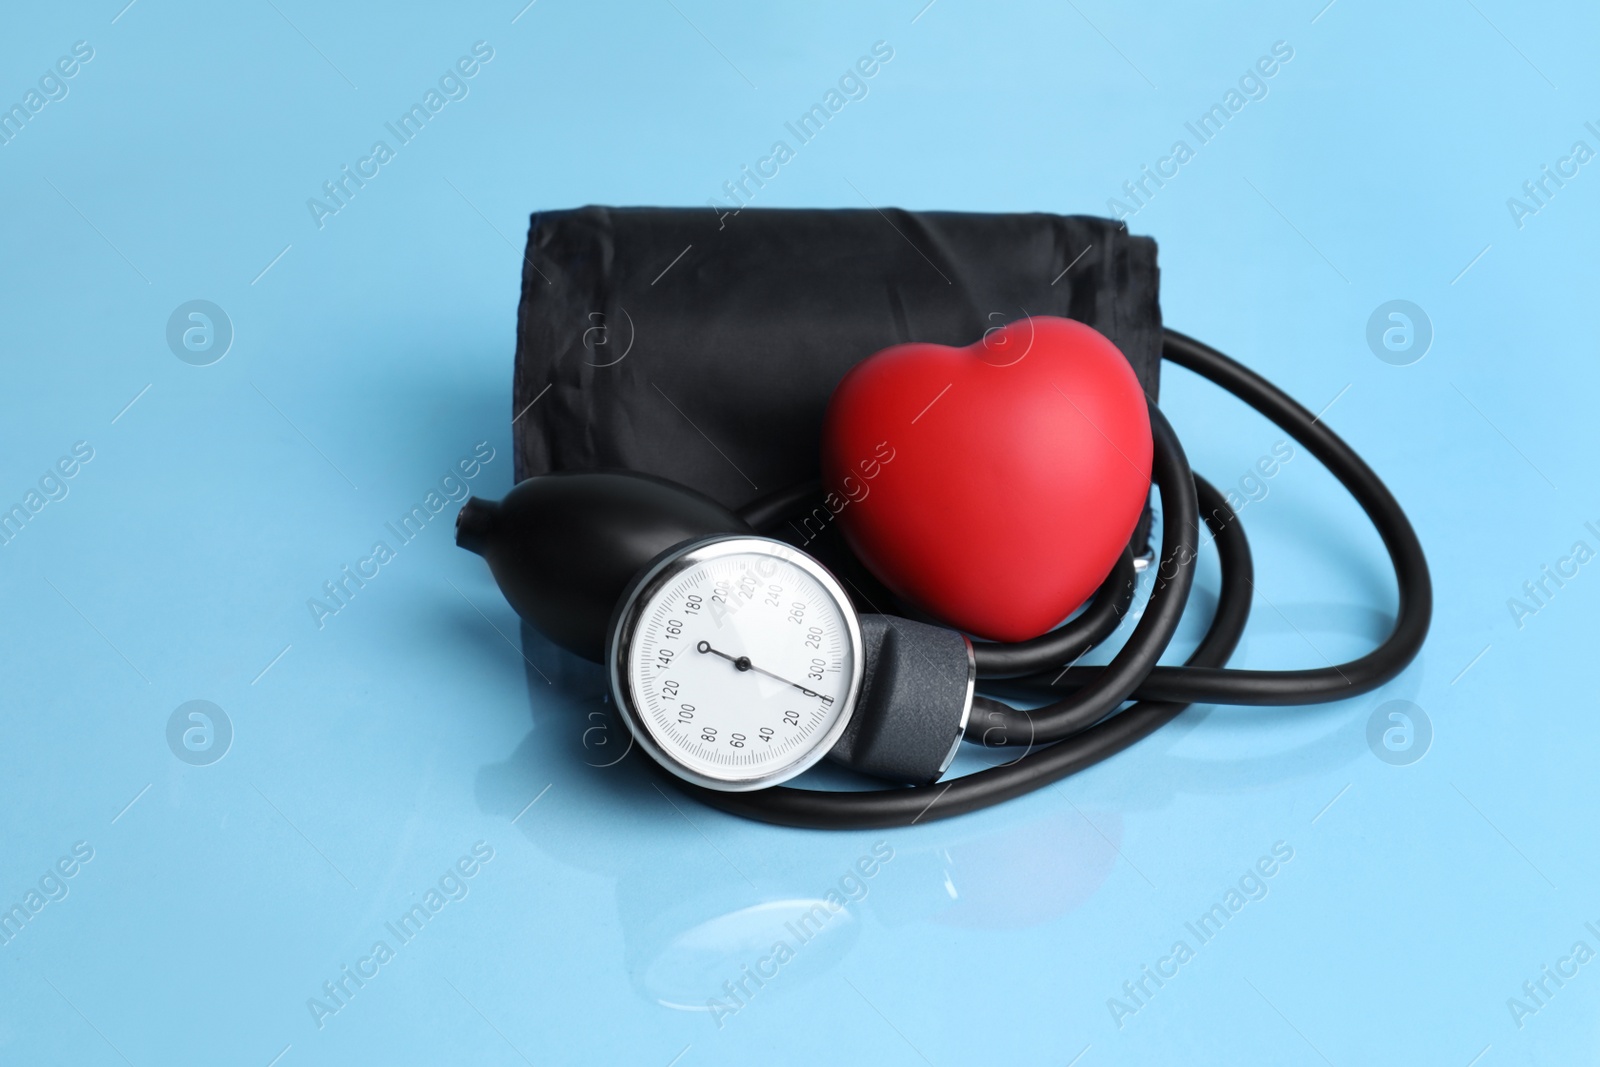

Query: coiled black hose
[680,328,1430,829]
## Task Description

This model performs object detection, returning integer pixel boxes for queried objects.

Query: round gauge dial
[610,537,864,791]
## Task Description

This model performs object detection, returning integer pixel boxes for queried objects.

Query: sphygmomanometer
[453,207,1431,830]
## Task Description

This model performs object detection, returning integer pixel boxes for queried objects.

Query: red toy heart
[821,316,1153,642]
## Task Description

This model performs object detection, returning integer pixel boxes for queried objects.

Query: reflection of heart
[822,316,1152,642]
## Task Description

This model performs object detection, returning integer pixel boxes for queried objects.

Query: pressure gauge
[609,536,865,792]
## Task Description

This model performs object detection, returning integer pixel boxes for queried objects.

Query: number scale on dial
[626,552,853,780]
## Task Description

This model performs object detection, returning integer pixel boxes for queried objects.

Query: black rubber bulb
[455,470,752,662]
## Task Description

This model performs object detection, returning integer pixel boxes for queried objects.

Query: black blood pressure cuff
[509,205,1163,555]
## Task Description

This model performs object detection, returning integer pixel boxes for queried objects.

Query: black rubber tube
[736,479,826,532]
[679,328,1430,827]
[677,475,1252,828]
[970,549,1136,678]
[1007,329,1432,706]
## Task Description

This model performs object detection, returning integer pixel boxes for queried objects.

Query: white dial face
[621,541,858,788]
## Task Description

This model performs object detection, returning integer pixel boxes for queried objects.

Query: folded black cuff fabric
[511,205,1162,553]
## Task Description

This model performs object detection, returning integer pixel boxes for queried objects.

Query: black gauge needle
[696,641,832,703]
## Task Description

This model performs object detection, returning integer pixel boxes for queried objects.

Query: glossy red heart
[821,316,1152,642]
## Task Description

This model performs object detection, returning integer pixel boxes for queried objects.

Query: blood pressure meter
[454,471,979,796]
[455,327,1432,829]
[609,536,865,792]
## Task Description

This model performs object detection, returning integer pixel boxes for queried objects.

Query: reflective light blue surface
[3,1,1597,1063]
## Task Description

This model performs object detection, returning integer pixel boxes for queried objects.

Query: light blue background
[2,1,1596,1064]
